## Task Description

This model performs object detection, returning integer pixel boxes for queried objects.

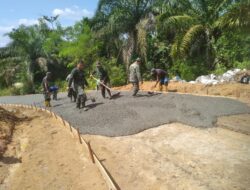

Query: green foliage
[0,0,249,95]
[0,88,13,96]
[93,58,127,87]
[168,61,195,81]
[59,20,101,70]
[234,61,250,70]
[213,63,227,75]
[216,0,250,32]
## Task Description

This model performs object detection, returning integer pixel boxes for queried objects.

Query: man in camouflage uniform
[42,72,52,107]
[129,58,143,96]
[68,60,89,109]
[92,62,112,99]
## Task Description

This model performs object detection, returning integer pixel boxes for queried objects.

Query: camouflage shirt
[129,62,142,83]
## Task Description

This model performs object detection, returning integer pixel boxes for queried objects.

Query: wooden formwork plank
[80,137,119,190]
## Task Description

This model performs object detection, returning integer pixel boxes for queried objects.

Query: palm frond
[216,1,250,31]
[164,15,197,32]
[170,40,179,59]
[180,24,205,56]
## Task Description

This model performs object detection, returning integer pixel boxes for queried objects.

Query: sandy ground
[217,114,250,135]
[0,107,106,190]
[114,81,250,104]
[84,115,250,190]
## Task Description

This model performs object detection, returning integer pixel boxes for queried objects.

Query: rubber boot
[76,103,80,109]
[107,89,112,99]
[45,100,50,107]
[101,86,106,99]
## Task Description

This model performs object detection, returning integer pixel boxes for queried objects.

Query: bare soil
[84,114,250,190]
[0,107,21,158]
[114,81,250,104]
[0,107,106,190]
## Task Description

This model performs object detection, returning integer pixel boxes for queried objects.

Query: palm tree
[159,0,240,68]
[7,24,46,90]
[0,46,24,87]
[92,0,155,72]
[216,0,250,32]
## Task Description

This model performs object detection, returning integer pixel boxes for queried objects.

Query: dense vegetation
[0,0,249,95]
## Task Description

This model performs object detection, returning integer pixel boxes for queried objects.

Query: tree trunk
[26,60,35,92]
[122,30,138,83]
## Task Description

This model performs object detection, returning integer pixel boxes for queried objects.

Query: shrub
[234,60,250,70]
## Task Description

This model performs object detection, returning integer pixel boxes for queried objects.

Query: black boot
[76,103,80,109]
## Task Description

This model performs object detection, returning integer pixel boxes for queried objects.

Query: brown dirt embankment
[0,107,106,190]
[0,107,22,157]
[114,81,250,103]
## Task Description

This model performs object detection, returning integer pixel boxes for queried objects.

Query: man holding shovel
[129,58,143,96]
[91,62,112,99]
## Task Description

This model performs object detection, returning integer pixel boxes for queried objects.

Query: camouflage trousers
[43,91,51,101]
[131,82,139,96]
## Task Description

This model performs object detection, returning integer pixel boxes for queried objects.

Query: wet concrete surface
[0,91,249,136]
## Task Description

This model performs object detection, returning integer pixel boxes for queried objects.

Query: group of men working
[42,58,169,108]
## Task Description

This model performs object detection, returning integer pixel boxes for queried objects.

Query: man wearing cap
[92,62,112,99]
[151,68,169,92]
[129,58,143,96]
[68,60,89,109]
[42,72,52,107]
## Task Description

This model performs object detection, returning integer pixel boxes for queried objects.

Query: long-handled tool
[90,75,121,98]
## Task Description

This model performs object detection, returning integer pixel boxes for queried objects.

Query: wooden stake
[33,103,37,110]
[53,112,57,119]
[68,122,73,132]
[77,128,82,144]
[61,118,66,126]
[87,141,95,164]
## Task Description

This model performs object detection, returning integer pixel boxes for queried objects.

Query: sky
[0,0,99,47]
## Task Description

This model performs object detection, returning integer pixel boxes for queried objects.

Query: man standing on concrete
[92,62,112,99]
[42,72,52,107]
[68,60,89,109]
[129,58,143,96]
[151,68,169,92]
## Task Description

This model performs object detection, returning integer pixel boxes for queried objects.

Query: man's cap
[46,72,52,76]
[136,57,141,62]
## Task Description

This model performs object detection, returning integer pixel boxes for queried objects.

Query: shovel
[90,75,121,98]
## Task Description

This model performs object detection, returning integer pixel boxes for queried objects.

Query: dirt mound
[114,81,250,102]
[0,107,20,157]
